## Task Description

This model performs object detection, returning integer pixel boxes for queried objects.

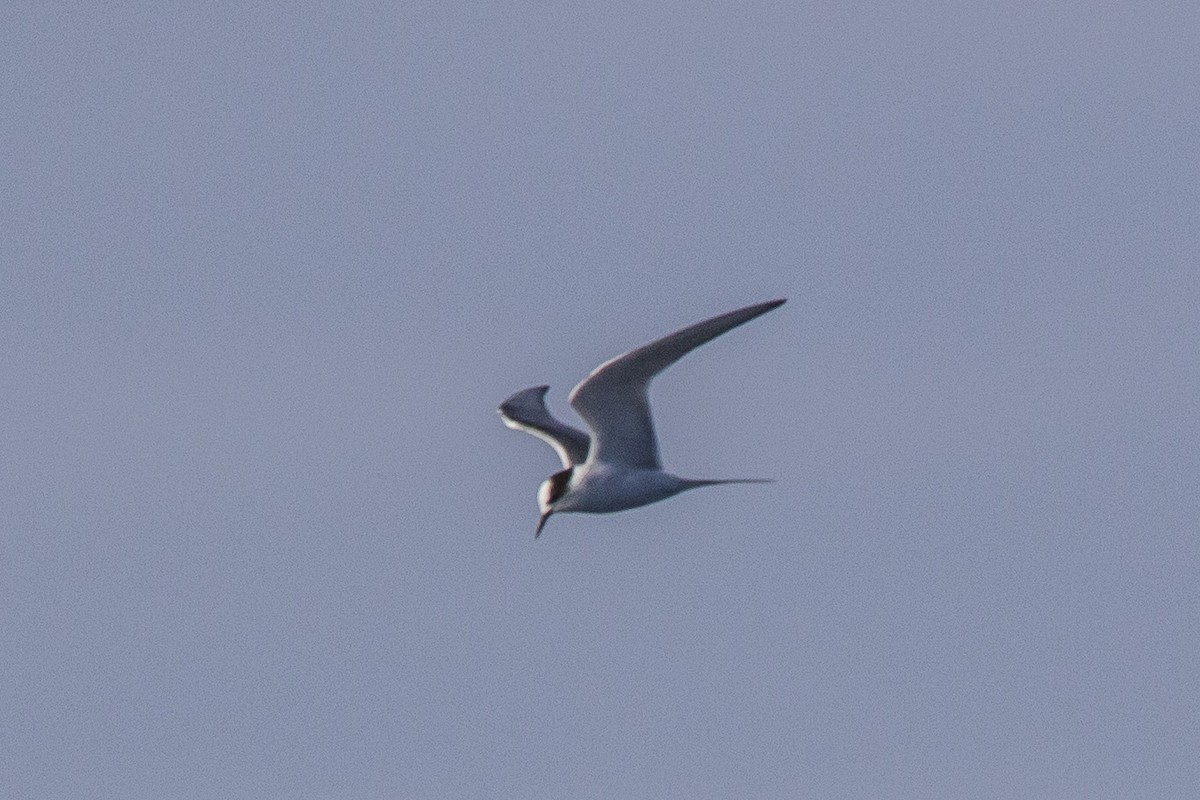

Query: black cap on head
[536,467,573,538]
[546,467,572,504]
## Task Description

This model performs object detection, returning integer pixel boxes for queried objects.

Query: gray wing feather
[499,385,591,468]
[568,299,785,469]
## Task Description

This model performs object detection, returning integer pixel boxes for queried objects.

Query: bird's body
[543,464,704,514]
[500,299,785,536]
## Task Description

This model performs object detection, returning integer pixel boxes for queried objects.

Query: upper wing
[568,299,786,469]
[498,385,591,468]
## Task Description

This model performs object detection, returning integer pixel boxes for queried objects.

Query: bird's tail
[681,478,774,490]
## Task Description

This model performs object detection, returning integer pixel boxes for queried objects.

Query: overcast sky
[3,2,1198,797]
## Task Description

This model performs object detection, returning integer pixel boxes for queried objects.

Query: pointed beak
[535,511,552,538]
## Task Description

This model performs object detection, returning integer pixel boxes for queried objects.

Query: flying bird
[499,299,785,537]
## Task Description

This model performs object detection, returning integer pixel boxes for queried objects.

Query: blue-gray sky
[4,2,1198,797]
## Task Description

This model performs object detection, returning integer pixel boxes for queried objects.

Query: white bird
[499,299,785,537]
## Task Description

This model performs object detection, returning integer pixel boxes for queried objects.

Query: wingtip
[745,298,786,315]
[740,298,786,320]
[498,385,552,415]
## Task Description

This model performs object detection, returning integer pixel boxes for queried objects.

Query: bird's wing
[568,299,786,470]
[499,385,591,468]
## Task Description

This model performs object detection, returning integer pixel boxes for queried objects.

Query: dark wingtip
[738,298,786,324]
[744,298,786,317]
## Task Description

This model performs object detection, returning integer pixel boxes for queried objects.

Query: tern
[499,298,785,537]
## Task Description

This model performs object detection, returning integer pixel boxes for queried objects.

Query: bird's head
[536,466,574,538]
